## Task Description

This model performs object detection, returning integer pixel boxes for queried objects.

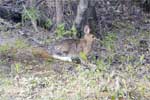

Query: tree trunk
[74,0,99,38]
[55,0,63,25]
[74,0,89,38]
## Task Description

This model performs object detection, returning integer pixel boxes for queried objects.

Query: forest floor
[0,15,150,100]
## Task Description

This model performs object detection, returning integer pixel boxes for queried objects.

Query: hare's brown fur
[54,25,95,57]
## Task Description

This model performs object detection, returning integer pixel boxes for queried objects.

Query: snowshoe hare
[32,25,96,62]
[53,25,96,59]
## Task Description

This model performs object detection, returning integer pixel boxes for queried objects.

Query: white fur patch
[52,54,72,62]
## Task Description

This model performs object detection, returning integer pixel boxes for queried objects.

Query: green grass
[101,33,117,52]
[56,24,77,39]
[0,43,10,54]
[14,39,29,49]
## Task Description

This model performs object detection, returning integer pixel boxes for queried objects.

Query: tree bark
[74,0,89,38]
[74,0,99,38]
[55,0,63,25]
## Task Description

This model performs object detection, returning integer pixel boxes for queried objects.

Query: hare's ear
[84,25,90,34]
